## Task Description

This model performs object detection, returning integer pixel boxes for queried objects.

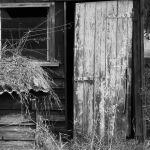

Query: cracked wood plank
[94,1,107,138]
[74,3,85,134]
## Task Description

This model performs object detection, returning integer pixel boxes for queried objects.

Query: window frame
[0,2,59,67]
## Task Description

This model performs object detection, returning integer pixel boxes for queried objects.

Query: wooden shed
[0,0,147,148]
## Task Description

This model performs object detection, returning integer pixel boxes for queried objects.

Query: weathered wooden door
[74,1,133,138]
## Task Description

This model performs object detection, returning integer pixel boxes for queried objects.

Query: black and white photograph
[0,0,148,149]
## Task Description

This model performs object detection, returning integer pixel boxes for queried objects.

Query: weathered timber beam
[133,0,144,142]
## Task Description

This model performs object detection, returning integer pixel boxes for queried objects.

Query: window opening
[1,7,48,61]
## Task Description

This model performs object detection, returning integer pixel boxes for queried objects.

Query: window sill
[31,61,59,67]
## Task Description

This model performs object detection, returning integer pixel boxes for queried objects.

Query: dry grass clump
[35,128,150,150]
[34,119,145,150]
[36,118,68,150]
[0,30,60,107]
[0,54,61,114]
[0,55,53,92]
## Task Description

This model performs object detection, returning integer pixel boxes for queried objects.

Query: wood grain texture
[74,3,85,134]
[47,2,55,61]
[83,2,95,134]
[0,0,49,3]
[126,1,133,138]
[74,1,133,138]
[0,2,50,8]
[74,2,96,135]
[0,112,35,124]
[132,0,144,141]
[0,10,1,60]
[0,141,35,150]
[36,111,65,122]
[105,1,117,138]
[140,0,144,140]
[106,1,117,18]
[0,113,35,141]
[74,3,85,79]
[0,130,34,141]
[116,0,128,138]
[94,1,107,138]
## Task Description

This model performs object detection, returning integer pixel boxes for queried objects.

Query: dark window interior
[1,7,47,61]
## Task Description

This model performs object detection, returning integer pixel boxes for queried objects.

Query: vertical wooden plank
[83,2,95,134]
[140,0,145,140]
[47,2,55,61]
[133,0,144,141]
[0,9,1,60]
[118,0,128,18]
[94,1,107,138]
[74,3,85,79]
[106,1,117,18]
[116,0,128,138]
[105,1,117,137]
[74,83,84,134]
[47,3,50,61]
[64,1,68,132]
[126,0,133,138]
[74,3,85,134]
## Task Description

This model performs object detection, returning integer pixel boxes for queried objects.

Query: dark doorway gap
[66,2,75,139]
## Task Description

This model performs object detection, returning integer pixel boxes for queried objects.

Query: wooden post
[133,0,144,142]
[47,2,55,61]
[64,1,68,134]
[0,9,1,60]
[140,0,145,140]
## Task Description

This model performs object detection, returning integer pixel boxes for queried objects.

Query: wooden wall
[0,0,50,3]
[74,1,133,139]
[0,2,66,147]
[49,2,66,133]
